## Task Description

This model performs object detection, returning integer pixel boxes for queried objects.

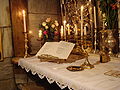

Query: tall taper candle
[62,0,64,4]
[94,6,97,29]
[63,20,66,40]
[74,24,78,36]
[67,24,70,35]
[84,26,87,35]
[22,10,27,32]
[81,6,84,37]
[61,25,64,39]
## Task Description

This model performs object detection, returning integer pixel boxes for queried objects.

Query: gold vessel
[105,30,116,56]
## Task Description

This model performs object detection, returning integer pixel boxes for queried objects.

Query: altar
[18,54,120,90]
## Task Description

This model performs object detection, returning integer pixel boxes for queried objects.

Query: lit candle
[62,0,64,4]
[81,6,84,37]
[94,6,97,29]
[89,0,91,6]
[22,10,27,32]
[74,24,78,35]
[29,30,32,34]
[38,30,42,38]
[84,26,87,35]
[61,26,64,39]
[63,20,66,39]
[89,0,91,3]
[67,24,70,35]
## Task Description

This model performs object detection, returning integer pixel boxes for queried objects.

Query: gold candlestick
[80,35,94,69]
[24,32,29,58]
[80,53,94,69]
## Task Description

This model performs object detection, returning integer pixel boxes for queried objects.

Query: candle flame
[66,24,70,27]
[22,10,25,16]
[29,30,32,34]
[39,30,42,38]
[63,20,66,24]
[81,6,84,10]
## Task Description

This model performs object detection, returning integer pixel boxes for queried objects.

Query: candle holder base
[80,51,94,69]
[81,57,94,69]
[81,61,94,69]
[24,54,28,58]
[24,54,30,58]
[92,49,99,54]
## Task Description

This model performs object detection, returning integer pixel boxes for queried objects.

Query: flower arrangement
[39,18,59,41]
[98,0,118,29]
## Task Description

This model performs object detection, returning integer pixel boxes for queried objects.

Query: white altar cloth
[18,54,120,90]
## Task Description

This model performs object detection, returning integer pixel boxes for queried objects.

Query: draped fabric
[18,54,120,90]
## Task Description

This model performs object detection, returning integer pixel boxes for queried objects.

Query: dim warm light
[81,6,84,11]
[39,30,42,38]
[29,30,32,34]
[63,20,66,25]
[22,10,25,16]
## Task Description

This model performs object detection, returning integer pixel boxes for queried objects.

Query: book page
[56,41,75,59]
[36,41,75,59]
[36,42,59,57]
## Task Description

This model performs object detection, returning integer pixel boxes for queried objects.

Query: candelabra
[60,0,96,54]
[80,35,94,69]
[24,32,29,58]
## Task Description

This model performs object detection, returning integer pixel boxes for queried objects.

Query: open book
[36,41,75,59]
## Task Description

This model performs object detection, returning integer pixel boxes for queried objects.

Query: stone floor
[0,58,17,90]
[14,64,69,90]
[17,82,45,90]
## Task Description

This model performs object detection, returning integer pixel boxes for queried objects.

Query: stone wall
[28,0,61,54]
[0,0,13,58]
[0,0,16,90]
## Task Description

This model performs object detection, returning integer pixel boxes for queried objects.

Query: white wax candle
[22,10,27,32]
[74,24,78,35]
[84,26,87,35]
[62,0,64,4]
[67,24,70,35]
[63,20,66,38]
[94,6,97,29]
[61,26,64,38]
[38,30,42,38]
[81,6,84,37]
